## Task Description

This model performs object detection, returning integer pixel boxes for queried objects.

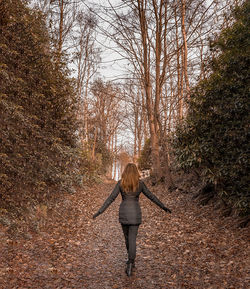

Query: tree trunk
[58,0,64,56]
[138,0,162,181]
[180,46,184,119]
[175,5,183,121]
[181,0,190,99]
[92,127,97,160]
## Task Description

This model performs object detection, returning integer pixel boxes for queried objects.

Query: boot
[126,260,135,267]
[126,262,133,277]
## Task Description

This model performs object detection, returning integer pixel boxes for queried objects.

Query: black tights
[121,224,139,263]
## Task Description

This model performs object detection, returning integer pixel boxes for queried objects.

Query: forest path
[0,179,249,289]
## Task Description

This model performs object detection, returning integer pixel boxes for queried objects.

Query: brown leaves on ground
[0,180,249,288]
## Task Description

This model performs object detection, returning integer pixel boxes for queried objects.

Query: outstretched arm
[141,181,171,213]
[93,181,120,219]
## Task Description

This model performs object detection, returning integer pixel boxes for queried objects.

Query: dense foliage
[172,1,249,215]
[138,139,152,171]
[0,0,81,204]
[80,141,113,182]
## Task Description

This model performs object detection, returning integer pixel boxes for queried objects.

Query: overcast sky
[84,0,130,82]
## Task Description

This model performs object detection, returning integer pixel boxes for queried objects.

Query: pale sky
[84,0,130,82]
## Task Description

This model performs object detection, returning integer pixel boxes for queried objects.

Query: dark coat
[96,180,169,225]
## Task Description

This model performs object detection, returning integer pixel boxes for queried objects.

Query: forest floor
[0,178,249,289]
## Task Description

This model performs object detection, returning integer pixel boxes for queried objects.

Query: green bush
[0,0,80,201]
[172,1,250,215]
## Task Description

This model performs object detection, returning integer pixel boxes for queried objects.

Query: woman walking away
[93,163,171,277]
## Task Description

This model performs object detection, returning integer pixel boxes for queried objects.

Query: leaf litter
[0,179,249,289]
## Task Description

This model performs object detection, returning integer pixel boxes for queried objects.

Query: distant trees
[122,80,147,162]
[100,0,174,185]
[98,0,238,186]
[0,0,80,202]
[73,12,100,138]
[172,1,249,216]
[31,0,117,181]
[87,79,122,173]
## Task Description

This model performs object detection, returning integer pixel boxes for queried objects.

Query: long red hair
[121,163,140,193]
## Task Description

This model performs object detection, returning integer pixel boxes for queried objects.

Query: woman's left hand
[93,212,99,219]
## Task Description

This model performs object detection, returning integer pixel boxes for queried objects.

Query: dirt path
[0,180,249,289]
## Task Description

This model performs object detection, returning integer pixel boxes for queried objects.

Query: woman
[93,163,171,277]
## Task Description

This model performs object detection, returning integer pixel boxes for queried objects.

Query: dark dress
[96,180,168,224]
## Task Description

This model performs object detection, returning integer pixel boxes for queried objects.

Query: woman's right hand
[93,212,99,219]
[163,207,172,213]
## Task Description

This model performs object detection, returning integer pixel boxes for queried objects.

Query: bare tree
[30,0,242,181]
[89,79,122,161]
[32,0,80,58]
[122,80,145,162]
[71,12,101,142]
[98,0,175,185]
